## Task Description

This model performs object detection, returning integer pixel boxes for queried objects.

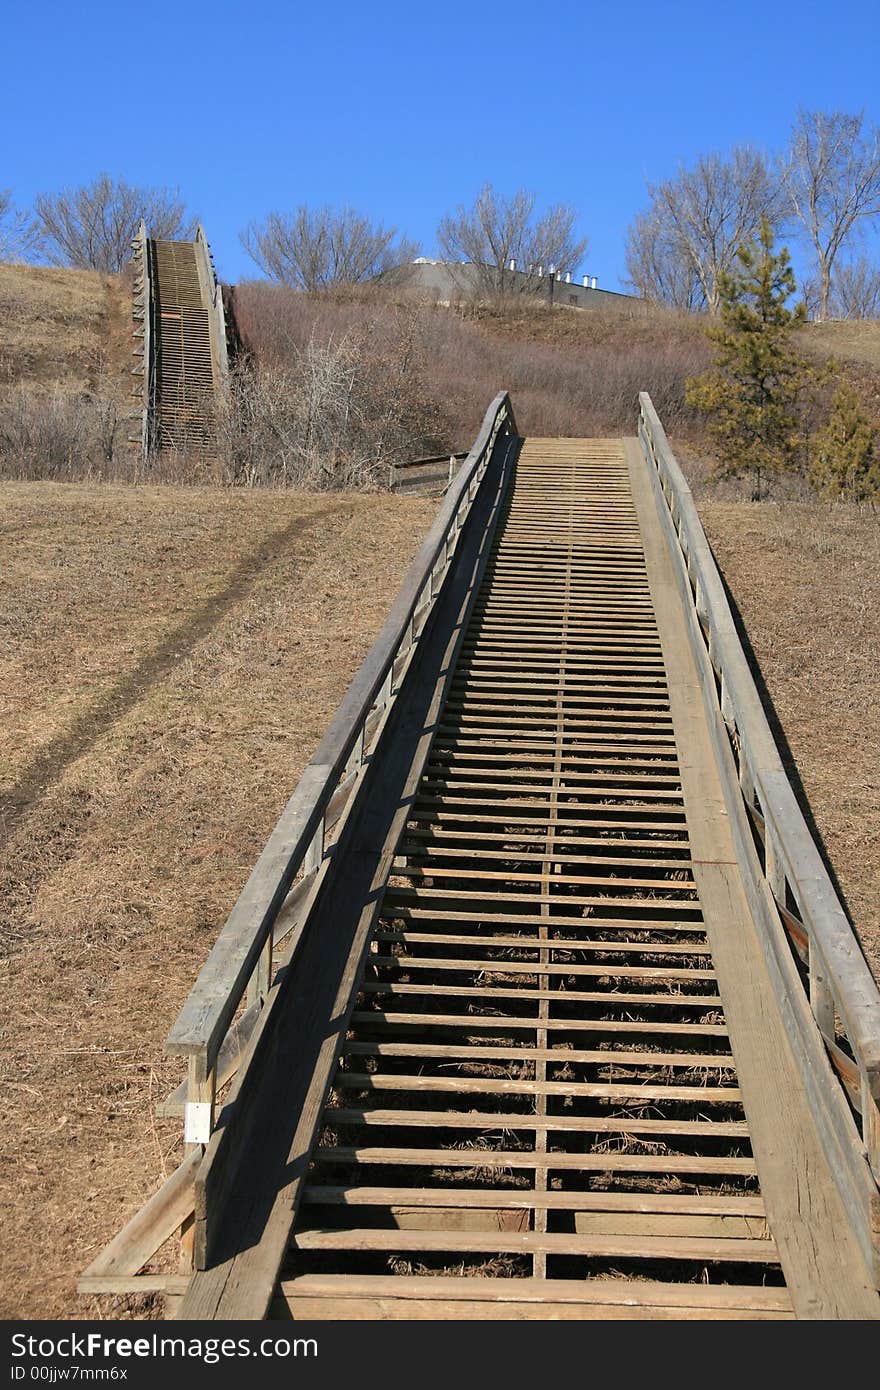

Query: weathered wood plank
[375,931,710,955]
[271,1294,791,1320]
[301,1188,765,1215]
[311,1146,757,1175]
[276,1273,791,1312]
[342,1040,733,1065]
[369,954,709,980]
[321,1108,748,1137]
[331,1072,741,1103]
[292,1227,777,1262]
[351,1010,728,1037]
[80,1275,191,1296]
[359,981,722,1007]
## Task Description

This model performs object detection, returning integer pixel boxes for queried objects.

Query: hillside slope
[0,482,436,1318]
[0,262,132,404]
[0,263,136,477]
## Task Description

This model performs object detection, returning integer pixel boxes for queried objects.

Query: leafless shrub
[437,183,587,297]
[0,388,123,479]
[0,190,40,263]
[232,282,709,449]
[33,174,196,272]
[216,310,449,488]
[240,205,419,290]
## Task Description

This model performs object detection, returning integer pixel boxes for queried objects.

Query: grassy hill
[799,318,880,373]
[0,481,435,1318]
[3,261,879,483]
[0,262,131,398]
[0,262,136,479]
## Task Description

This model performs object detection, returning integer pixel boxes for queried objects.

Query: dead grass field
[0,262,132,406]
[700,501,880,980]
[798,318,880,374]
[0,482,436,1319]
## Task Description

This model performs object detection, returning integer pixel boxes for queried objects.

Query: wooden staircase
[130,222,227,457]
[150,239,217,452]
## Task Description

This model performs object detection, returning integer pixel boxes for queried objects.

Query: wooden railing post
[246,933,273,1010]
[764,823,786,903]
[719,671,735,728]
[344,726,365,779]
[304,814,325,875]
[184,1054,216,1154]
[739,756,756,811]
[809,936,836,1042]
[862,1068,880,1182]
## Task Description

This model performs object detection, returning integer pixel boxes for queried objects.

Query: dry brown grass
[233,287,880,461]
[0,262,136,480]
[0,481,436,1318]
[462,293,705,353]
[0,262,132,406]
[798,319,880,373]
[698,500,880,980]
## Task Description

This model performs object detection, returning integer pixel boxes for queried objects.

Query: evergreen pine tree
[686,216,807,499]
[810,383,879,502]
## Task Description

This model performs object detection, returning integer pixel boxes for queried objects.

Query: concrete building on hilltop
[402,257,637,311]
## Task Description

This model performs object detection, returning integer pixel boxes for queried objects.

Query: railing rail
[388,451,467,491]
[165,392,518,1148]
[131,220,152,460]
[638,392,880,1259]
[194,223,229,384]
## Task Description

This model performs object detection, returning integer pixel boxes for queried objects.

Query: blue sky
[3,0,878,288]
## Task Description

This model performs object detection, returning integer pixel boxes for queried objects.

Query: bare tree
[785,109,880,321]
[0,189,40,262]
[830,254,880,319]
[628,148,784,315]
[437,184,587,296]
[241,206,418,290]
[33,174,195,272]
[623,208,705,311]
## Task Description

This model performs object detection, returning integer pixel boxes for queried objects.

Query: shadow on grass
[0,502,341,850]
